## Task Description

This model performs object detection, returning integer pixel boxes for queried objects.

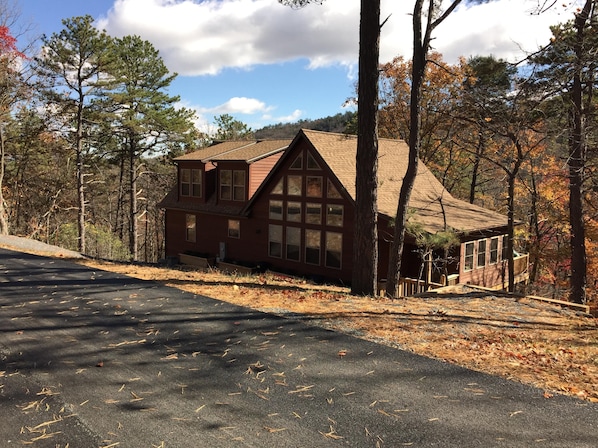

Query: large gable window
[306,176,322,197]
[305,229,320,265]
[181,168,202,197]
[306,203,321,225]
[326,204,343,227]
[287,175,302,196]
[269,200,283,220]
[325,232,342,269]
[286,227,301,261]
[287,201,301,222]
[269,224,282,258]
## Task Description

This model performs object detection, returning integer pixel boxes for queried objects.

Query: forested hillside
[0,5,596,305]
[253,111,356,139]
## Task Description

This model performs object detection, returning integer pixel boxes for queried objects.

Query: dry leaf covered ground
[78,260,598,403]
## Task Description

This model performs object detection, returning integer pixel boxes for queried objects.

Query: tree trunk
[0,126,8,235]
[568,0,592,304]
[469,132,483,204]
[386,1,428,297]
[76,98,86,254]
[351,0,380,296]
[129,139,138,261]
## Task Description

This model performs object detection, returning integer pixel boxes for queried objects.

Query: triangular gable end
[242,130,354,215]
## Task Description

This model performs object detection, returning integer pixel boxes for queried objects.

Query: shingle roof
[302,129,507,234]
[174,140,290,163]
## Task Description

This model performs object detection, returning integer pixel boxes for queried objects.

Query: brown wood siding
[249,153,282,198]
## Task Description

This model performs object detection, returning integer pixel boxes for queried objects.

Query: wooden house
[159,129,528,293]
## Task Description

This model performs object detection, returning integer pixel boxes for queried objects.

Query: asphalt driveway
[0,247,596,447]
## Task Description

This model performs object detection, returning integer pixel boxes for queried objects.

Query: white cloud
[97,0,585,75]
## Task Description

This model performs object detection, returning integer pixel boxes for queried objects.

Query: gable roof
[300,129,507,234]
[174,139,291,164]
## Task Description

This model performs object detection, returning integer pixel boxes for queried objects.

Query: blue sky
[15,0,583,133]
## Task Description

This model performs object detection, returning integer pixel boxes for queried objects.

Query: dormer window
[181,168,202,197]
[220,169,246,201]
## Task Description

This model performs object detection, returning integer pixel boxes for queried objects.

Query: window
[182,169,202,197]
[325,232,342,269]
[221,169,246,201]
[307,152,320,170]
[228,219,240,238]
[490,237,499,264]
[271,178,283,194]
[233,170,246,201]
[185,214,196,242]
[286,227,301,261]
[290,154,303,170]
[287,175,302,196]
[269,225,282,258]
[305,229,320,265]
[477,239,487,267]
[464,242,474,271]
[327,179,341,199]
[181,169,190,196]
[220,170,231,200]
[326,204,343,227]
[287,201,302,222]
[306,176,322,197]
[305,203,321,225]
[269,200,283,220]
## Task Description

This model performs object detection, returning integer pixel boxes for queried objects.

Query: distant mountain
[254,111,356,139]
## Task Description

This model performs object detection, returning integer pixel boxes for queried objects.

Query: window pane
[192,169,201,183]
[305,229,320,265]
[269,200,283,220]
[228,219,240,238]
[192,184,201,197]
[269,224,282,258]
[271,178,283,194]
[490,237,499,264]
[220,170,231,200]
[287,201,302,222]
[290,154,303,170]
[181,168,190,196]
[464,242,474,271]
[306,176,322,197]
[502,235,508,261]
[325,232,342,269]
[186,214,196,242]
[327,179,341,199]
[287,175,302,196]
[305,203,321,224]
[286,227,301,261]
[307,152,320,170]
[326,204,343,227]
[478,240,486,267]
